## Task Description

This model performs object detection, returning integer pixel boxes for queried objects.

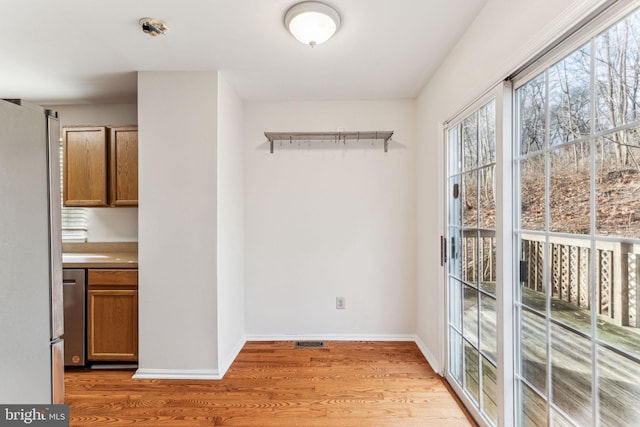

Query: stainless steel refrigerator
[0,99,64,404]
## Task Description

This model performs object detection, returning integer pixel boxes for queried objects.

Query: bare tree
[519,74,546,155]
[596,12,640,168]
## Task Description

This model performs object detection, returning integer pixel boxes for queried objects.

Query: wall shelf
[264,131,394,153]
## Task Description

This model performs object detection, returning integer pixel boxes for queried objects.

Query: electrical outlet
[336,297,346,310]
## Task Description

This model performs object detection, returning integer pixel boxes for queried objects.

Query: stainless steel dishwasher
[62,269,85,366]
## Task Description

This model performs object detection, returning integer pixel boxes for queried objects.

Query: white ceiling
[0,0,486,104]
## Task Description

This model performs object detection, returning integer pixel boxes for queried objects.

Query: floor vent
[295,341,325,348]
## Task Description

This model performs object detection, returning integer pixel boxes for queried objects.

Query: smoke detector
[139,17,169,37]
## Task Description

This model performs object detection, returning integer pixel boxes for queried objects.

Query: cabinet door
[109,127,138,206]
[63,126,108,206]
[87,289,138,361]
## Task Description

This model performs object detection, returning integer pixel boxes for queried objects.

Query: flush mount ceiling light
[139,17,169,37]
[284,1,341,47]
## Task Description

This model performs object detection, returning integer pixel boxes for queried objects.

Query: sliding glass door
[445,5,640,426]
[514,7,640,426]
[447,98,498,426]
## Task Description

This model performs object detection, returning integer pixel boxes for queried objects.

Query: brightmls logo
[0,405,68,426]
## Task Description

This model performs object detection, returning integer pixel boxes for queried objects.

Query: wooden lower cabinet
[87,269,138,362]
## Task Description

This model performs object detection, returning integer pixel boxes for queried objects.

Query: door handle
[441,236,447,265]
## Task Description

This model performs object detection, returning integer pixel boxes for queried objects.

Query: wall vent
[294,341,325,348]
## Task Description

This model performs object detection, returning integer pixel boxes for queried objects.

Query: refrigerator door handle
[47,113,64,340]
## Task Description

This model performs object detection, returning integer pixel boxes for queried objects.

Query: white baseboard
[133,368,221,380]
[244,333,419,342]
[218,336,247,377]
[413,336,443,376]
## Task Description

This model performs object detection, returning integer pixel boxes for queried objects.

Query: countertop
[62,242,138,269]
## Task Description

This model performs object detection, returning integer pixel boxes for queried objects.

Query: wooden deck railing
[521,234,640,327]
[459,231,640,327]
[459,230,497,285]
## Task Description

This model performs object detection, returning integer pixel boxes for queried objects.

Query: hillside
[521,166,640,237]
[462,165,640,239]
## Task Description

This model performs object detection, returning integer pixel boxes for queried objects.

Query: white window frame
[443,82,515,427]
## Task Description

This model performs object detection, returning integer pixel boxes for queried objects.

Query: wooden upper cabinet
[63,126,108,206]
[109,127,138,206]
[63,125,138,207]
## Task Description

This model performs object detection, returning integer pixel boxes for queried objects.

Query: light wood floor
[65,341,475,426]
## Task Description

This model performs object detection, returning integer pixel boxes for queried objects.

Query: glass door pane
[447,98,497,425]
[515,8,640,425]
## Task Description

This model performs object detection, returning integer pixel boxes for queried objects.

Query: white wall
[48,103,138,242]
[216,72,246,374]
[244,100,416,339]
[137,72,219,377]
[415,0,610,373]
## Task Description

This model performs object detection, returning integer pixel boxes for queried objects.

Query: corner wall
[136,71,219,378]
[244,99,416,339]
[216,72,246,373]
